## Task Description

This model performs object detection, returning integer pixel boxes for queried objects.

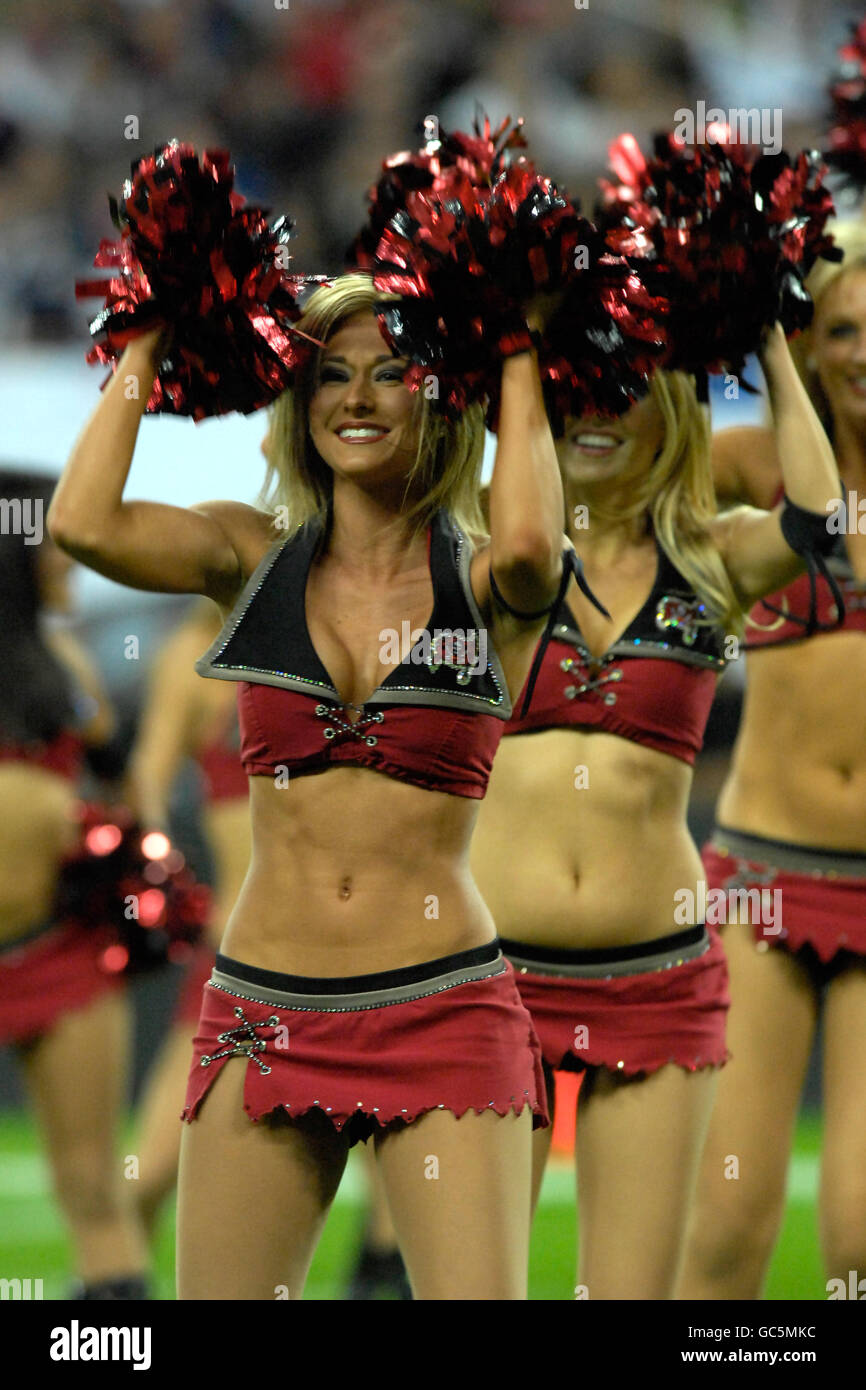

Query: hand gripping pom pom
[57,802,211,976]
[598,132,841,383]
[368,116,667,425]
[76,142,327,421]
[826,18,866,191]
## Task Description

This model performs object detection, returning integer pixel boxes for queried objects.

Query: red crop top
[195,511,512,799]
[504,541,727,766]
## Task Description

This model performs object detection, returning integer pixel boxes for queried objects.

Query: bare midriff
[471,728,702,950]
[717,632,866,853]
[0,765,78,945]
[218,768,496,976]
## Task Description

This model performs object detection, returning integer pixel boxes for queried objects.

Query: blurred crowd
[0,0,850,344]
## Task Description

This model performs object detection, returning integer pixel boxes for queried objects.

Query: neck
[563,475,651,555]
[327,480,430,574]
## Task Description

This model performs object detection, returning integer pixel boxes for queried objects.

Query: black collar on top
[195,509,513,718]
[550,539,728,670]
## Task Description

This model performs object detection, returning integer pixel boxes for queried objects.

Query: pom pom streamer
[598,132,840,382]
[826,17,866,190]
[373,162,584,418]
[57,801,210,976]
[77,142,325,421]
[348,112,528,269]
[367,118,666,423]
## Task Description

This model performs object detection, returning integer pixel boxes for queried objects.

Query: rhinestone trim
[205,963,506,1014]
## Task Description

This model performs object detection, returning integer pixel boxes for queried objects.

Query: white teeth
[574,433,619,449]
[337,426,387,439]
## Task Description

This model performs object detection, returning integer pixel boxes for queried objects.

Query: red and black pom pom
[826,17,866,191]
[373,157,589,419]
[598,131,840,382]
[57,802,210,976]
[355,116,667,424]
[538,234,668,431]
[77,142,324,422]
[348,113,527,270]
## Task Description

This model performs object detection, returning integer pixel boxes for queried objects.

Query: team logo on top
[655,594,707,647]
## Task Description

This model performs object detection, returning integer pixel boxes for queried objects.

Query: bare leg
[576,1061,717,1299]
[678,922,817,1299]
[531,1062,557,1217]
[375,1106,533,1300]
[133,1024,195,1241]
[344,1141,411,1299]
[819,960,866,1284]
[359,1140,400,1249]
[18,989,147,1283]
[176,1060,350,1299]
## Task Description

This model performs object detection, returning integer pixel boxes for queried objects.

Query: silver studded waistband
[710,827,866,879]
[504,929,711,980]
[207,952,508,1013]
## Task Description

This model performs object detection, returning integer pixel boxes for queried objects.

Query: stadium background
[0,0,849,1298]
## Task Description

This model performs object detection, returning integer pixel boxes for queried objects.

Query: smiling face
[307,313,420,486]
[812,267,866,433]
[555,393,665,488]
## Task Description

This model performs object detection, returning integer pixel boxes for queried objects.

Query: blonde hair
[585,372,745,636]
[260,274,486,543]
[787,220,866,435]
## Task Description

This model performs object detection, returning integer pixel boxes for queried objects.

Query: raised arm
[471,350,564,616]
[47,328,266,603]
[708,324,842,606]
[712,427,783,512]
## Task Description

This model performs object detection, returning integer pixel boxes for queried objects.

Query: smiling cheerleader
[50,256,570,1296]
[680,223,866,1299]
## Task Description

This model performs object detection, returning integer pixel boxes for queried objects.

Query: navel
[338,876,353,901]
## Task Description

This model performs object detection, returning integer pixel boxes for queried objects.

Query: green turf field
[0,1110,824,1300]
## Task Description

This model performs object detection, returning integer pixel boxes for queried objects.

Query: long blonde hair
[787,220,866,435]
[260,274,486,542]
[586,371,744,636]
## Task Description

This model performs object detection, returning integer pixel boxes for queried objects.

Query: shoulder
[190,501,282,602]
[711,426,781,510]
[705,503,770,551]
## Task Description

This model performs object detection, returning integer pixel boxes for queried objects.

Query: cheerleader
[124,599,248,1241]
[49,273,564,1300]
[0,469,147,1299]
[680,224,866,1298]
[129,594,411,1296]
[470,326,840,1299]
